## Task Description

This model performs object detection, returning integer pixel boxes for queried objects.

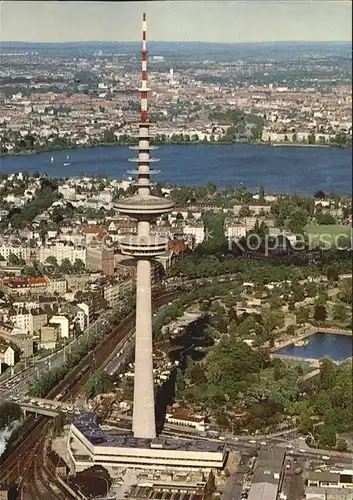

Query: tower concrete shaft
[114,13,174,439]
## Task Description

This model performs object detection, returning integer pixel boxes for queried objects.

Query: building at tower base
[68,413,226,476]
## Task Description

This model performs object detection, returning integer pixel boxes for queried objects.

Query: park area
[305,224,352,247]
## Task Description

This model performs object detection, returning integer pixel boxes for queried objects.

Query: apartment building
[2,277,48,296]
[7,309,46,335]
[77,302,93,328]
[8,311,31,332]
[0,244,28,262]
[103,282,120,308]
[225,221,247,241]
[49,315,70,339]
[40,325,59,349]
[30,309,48,334]
[233,204,271,216]
[183,222,205,245]
[307,468,353,489]
[73,306,86,332]
[58,185,76,201]
[39,242,86,265]
[118,276,133,296]
[47,279,67,295]
[0,345,15,367]
[10,333,33,358]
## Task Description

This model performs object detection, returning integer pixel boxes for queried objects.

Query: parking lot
[128,485,204,500]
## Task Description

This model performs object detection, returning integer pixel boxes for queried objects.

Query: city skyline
[0,0,352,43]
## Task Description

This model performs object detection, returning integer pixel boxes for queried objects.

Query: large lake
[0,143,351,195]
[277,332,352,362]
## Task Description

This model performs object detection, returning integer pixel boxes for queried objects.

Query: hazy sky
[0,1,352,43]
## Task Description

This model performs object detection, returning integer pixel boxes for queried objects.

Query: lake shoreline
[1,140,234,159]
[1,139,349,159]
[1,142,350,196]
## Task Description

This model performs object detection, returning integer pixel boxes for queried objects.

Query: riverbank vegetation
[2,125,350,158]
[0,129,238,158]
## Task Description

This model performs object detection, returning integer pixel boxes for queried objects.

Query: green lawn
[305,225,352,247]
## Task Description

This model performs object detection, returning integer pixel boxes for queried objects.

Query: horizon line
[0,39,352,45]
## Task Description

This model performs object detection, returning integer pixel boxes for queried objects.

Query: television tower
[114,13,174,439]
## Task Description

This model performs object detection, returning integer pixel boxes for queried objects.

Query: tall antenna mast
[141,12,148,123]
[114,13,175,440]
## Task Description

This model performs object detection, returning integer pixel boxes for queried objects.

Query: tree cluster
[85,372,113,399]
[0,402,21,429]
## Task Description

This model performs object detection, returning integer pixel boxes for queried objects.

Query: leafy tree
[332,303,348,323]
[207,183,217,196]
[316,213,336,225]
[72,259,85,273]
[216,411,229,428]
[60,258,73,274]
[189,364,207,385]
[0,402,21,427]
[46,256,58,267]
[8,253,22,265]
[319,357,336,390]
[319,423,336,448]
[326,268,339,282]
[314,305,327,322]
[239,206,251,218]
[339,279,352,305]
[296,307,309,324]
[175,212,184,221]
[287,208,308,234]
[84,372,113,399]
[299,410,313,434]
[308,133,316,145]
[288,299,296,312]
[336,439,348,452]
[53,411,66,436]
[263,308,284,333]
[273,358,285,381]
[204,470,216,500]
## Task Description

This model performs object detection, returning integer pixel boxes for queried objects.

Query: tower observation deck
[114,13,174,439]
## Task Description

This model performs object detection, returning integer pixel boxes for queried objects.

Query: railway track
[0,291,180,497]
